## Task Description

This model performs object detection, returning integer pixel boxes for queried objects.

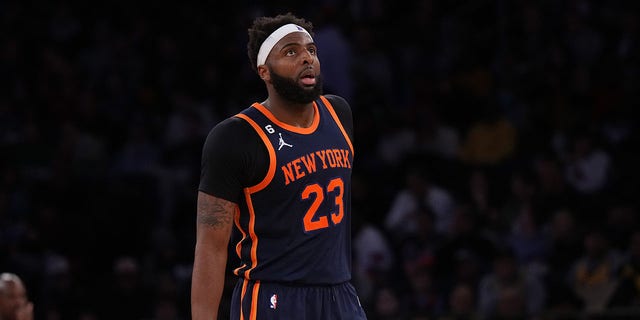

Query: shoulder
[322,94,354,141]
[323,94,352,124]
[208,110,265,136]
[203,115,260,150]
[324,94,351,114]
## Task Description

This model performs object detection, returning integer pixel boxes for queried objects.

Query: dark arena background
[1,0,639,319]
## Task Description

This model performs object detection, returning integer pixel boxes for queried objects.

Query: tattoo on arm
[197,195,235,229]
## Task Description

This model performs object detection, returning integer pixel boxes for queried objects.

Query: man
[0,273,33,320]
[191,12,367,320]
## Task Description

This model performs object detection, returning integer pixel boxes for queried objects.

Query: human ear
[258,65,270,81]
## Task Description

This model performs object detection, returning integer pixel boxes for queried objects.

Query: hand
[15,302,34,320]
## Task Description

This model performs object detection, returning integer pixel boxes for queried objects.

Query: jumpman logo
[278,133,293,150]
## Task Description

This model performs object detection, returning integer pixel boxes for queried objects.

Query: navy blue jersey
[228,95,354,285]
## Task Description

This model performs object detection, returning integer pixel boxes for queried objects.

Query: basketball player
[0,273,33,320]
[191,12,367,320]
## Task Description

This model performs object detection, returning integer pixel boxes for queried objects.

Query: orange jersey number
[301,177,345,232]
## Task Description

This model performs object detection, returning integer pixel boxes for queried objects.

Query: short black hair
[247,12,314,73]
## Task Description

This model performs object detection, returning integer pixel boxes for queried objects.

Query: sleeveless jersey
[232,95,354,285]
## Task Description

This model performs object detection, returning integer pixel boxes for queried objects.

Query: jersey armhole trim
[234,113,277,193]
[320,95,354,155]
[233,114,265,281]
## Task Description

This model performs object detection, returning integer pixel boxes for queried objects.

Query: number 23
[301,177,344,232]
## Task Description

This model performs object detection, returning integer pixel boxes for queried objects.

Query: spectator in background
[404,257,445,319]
[543,209,583,312]
[352,220,396,305]
[438,282,478,320]
[497,169,538,238]
[465,169,501,240]
[0,272,33,320]
[374,112,417,167]
[367,285,408,320]
[384,167,455,241]
[492,285,527,320]
[458,105,517,167]
[412,106,460,161]
[397,204,444,276]
[567,228,623,313]
[505,202,550,278]
[435,203,497,291]
[609,230,640,308]
[439,249,484,306]
[532,153,571,215]
[603,202,638,251]
[499,167,553,279]
[101,256,151,319]
[39,253,78,319]
[477,248,545,320]
[563,129,611,196]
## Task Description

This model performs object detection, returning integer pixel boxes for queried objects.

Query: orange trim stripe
[235,113,277,193]
[240,279,249,320]
[234,113,272,279]
[242,188,259,279]
[252,102,320,134]
[320,96,354,155]
[250,280,261,320]
[233,206,248,276]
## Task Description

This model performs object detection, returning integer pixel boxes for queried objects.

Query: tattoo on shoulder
[197,195,235,229]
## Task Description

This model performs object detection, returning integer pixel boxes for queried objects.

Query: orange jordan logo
[278,133,293,150]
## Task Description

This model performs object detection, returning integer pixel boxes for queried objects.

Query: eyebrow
[279,41,316,50]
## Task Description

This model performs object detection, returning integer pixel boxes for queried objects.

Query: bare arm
[191,191,236,320]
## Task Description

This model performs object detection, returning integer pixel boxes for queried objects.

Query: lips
[300,69,316,86]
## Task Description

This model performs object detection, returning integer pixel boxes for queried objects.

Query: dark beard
[270,69,323,104]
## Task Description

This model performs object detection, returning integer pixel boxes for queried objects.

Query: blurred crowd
[1,0,639,319]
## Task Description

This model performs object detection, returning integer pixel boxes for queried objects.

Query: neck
[262,97,316,128]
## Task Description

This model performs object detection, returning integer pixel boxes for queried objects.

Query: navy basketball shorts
[230,278,368,320]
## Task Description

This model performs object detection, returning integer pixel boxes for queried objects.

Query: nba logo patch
[270,293,278,309]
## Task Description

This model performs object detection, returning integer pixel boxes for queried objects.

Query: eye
[285,48,296,56]
[308,47,317,55]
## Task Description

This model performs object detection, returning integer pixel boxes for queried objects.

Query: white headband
[256,23,312,67]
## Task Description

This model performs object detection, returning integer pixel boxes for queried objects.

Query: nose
[301,48,315,65]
